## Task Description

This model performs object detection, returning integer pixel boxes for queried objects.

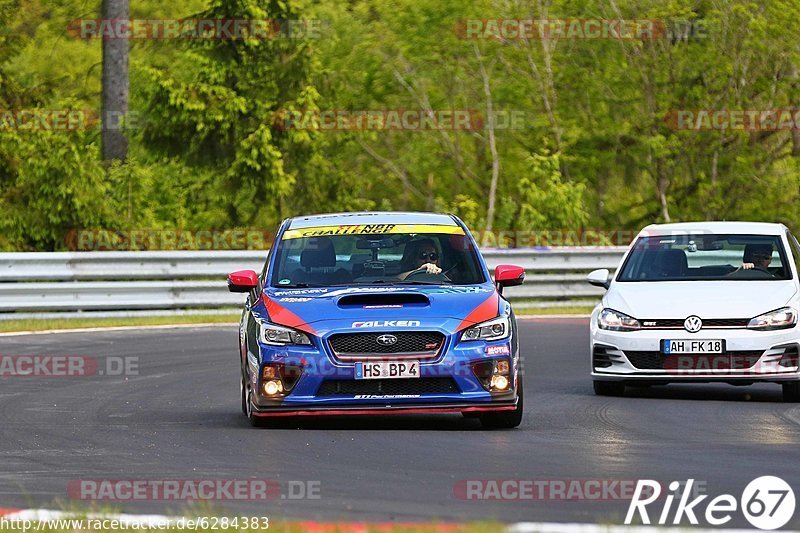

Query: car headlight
[598,308,641,331]
[747,307,797,331]
[461,316,510,341]
[259,322,312,346]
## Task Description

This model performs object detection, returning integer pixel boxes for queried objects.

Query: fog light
[263,380,283,396]
[496,360,509,374]
[490,375,509,390]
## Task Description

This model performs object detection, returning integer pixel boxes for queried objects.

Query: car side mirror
[227,270,259,293]
[494,264,525,293]
[587,268,610,290]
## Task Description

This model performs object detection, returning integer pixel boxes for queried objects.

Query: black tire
[240,369,248,416]
[245,387,269,427]
[593,380,625,396]
[479,379,524,429]
[783,381,800,402]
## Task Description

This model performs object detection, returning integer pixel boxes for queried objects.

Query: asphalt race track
[2,317,800,528]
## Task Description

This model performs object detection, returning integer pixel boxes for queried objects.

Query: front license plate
[355,361,420,379]
[662,339,724,354]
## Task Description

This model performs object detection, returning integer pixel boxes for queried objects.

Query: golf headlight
[748,307,797,331]
[461,316,510,341]
[598,308,641,331]
[259,322,312,346]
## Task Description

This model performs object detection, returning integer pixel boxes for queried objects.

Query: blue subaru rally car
[227,212,526,428]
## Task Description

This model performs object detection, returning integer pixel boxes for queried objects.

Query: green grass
[516,306,593,316]
[0,305,591,334]
[0,313,239,333]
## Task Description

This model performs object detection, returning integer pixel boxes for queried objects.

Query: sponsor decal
[428,286,493,294]
[353,394,421,399]
[352,320,421,328]
[272,288,329,295]
[281,224,465,240]
[323,287,397,298]
[278,297,313,303]
[485,344,511,355]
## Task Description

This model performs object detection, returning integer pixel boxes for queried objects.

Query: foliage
[1,0,799,250]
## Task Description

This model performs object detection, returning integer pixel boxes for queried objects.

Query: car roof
[640,221,788,237]
[286,211,459,229]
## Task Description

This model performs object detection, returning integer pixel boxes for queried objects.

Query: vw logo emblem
[684,316,703,333]
[376,334,398,346]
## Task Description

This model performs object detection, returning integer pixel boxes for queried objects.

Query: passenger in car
[399,238,443,279]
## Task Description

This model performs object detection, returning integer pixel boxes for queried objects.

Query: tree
[101,0,129,161]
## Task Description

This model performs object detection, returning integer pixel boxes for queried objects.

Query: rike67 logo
[626,477,795,530]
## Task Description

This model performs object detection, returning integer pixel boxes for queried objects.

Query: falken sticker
[352,320,421,328]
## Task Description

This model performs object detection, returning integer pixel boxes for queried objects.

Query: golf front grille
[317,377,460,396]
[624,351,763,370]
[328,331,444,360]
[639,318,750,329]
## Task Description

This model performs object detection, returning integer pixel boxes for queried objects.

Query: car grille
[317,378,460,396]
[328,331,444,360]
[779,347,799,368]
[593,345,613,369]
[625,351,763,370]
[639,318,750,329]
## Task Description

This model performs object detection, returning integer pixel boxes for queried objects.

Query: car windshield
[617,234,792,281]
[270,225,486,287]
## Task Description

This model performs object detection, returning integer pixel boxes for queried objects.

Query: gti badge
[376,334,398,346]
[683,316,703,333]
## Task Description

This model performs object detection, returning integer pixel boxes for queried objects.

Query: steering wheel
[405,269,452,282]
[727,266,774,279]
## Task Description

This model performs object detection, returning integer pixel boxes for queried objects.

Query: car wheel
[593,380,625,397]
[782,382,800,402]
[245,386,269,427]
[479,379,524,429]
[240,370,248,416]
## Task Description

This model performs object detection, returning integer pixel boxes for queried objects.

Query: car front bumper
[590,323,800,382]
[248,334,520,414]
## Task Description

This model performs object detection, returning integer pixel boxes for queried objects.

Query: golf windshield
[271,226,486,287]
[617,234,792,281]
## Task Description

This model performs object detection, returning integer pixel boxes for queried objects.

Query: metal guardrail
[0,248,627,315]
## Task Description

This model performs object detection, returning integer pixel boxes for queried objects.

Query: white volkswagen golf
[587,222,800,401]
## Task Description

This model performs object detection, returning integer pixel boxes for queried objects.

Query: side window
[787,231,800,277]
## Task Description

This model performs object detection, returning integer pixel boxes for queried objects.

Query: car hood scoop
[337,293,430,308]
